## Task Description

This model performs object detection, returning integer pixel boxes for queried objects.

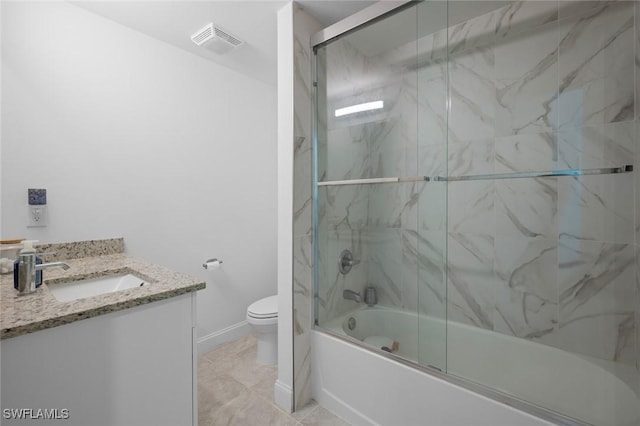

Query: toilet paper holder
[202,258,223,269]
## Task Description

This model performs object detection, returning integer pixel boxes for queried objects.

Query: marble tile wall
[312,0,639,396]
[442,0,639,376]
[291,3,322,411]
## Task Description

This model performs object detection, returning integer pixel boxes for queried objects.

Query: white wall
[0,1,277,350]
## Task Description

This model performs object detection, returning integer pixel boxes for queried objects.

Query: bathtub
[314,306,639,426]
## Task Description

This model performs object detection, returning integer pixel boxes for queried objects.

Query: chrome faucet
[16,253,70,295]
[343,289,361,303]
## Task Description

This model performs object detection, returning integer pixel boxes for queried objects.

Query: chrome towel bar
[317,176,430,186]
[316,165,633,187]
[434,165,633,182]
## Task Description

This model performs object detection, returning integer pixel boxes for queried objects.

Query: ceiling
[72,1,508,87]
[72,1,376,87]
[297,1,375,27]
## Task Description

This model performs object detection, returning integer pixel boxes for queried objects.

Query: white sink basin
[48,273,150,302]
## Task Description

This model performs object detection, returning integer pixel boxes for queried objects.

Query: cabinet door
[1,293,195,426]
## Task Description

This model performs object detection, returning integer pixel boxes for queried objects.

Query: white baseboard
[274,379,293,413]
[197,321,251,356]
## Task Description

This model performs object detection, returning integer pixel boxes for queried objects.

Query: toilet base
[256,332,277,365]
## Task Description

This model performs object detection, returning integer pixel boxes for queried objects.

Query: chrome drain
[347,317,356,330]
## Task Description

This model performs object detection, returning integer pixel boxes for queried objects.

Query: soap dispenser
[13,240,42,292]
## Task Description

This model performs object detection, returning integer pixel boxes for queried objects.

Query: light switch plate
[27,205,47,227]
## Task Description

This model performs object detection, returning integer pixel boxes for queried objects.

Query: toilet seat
[247,295,278,319]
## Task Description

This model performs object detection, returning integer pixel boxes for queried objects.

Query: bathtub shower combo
[312,1,640,425]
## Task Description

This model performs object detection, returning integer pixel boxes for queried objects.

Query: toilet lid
[247,295,278,318]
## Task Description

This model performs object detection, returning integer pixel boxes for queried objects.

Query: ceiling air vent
[191,23,244,55]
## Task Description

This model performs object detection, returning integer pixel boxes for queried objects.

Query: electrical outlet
[27,205,47,227]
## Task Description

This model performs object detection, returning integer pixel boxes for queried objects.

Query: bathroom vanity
[0,239,205,426]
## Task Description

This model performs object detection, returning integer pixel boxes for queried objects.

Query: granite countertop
[1,239,205,339]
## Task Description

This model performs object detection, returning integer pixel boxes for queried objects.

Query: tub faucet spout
[343,289,361,303]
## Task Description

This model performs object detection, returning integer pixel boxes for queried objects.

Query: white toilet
[246,295,278,365]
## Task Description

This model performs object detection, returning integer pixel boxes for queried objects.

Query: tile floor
[198,334,350,426]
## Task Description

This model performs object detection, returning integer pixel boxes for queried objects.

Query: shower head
[191,23,244,55]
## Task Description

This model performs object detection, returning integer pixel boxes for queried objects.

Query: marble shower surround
[291,4,323,411]
[443,1,638,372]
[312,0,639,380]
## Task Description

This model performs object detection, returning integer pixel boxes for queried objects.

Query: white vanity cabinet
[1,292,197,426]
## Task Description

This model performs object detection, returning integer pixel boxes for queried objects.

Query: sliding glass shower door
[314,1,640,424]
[314,3,448,371]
